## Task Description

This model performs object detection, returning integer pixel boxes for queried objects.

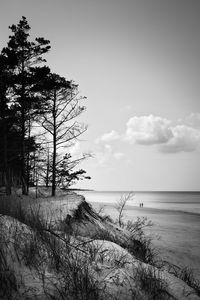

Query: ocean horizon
[78,190,200,215]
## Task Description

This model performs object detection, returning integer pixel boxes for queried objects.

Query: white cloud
[95,130,120,143]
[95,144,112,166]
[125,115,172,145]
[95,144,125,166]
[94,113,200,154]
[125,113,200,153]
[159,125,200,153]
[182,113,200,129]
[113,152,125,160]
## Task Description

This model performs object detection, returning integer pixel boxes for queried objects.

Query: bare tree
[116,192,135,227]
[40,73,87,196]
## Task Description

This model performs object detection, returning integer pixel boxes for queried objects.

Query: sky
[1,0,200,191]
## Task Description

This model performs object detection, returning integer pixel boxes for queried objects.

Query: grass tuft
[165,263,200,297]
[0,226,19,299]
[133,265,172,300]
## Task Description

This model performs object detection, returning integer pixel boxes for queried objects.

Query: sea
[78,191,200,215]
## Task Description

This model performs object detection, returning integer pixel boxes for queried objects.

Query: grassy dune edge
[0,191,200,300]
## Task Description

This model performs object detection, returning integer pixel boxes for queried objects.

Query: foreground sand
[87,201,200,281]
[28,188,200,281]
[37,190,200,281]
[1,190,200,299]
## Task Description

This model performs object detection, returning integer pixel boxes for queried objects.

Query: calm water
[78,191,200,214]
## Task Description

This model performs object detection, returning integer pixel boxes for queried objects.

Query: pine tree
[2,16,51,194]
[56,153,91,188]
[0,54,12,194]
[40,73,87,196]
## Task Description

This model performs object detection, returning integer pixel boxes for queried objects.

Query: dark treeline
[0,16,90,196]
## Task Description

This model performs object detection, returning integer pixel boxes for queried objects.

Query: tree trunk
[3,118,11,195]
[21,60,28,195]
[46,147,50,187]
[0,77,11,195]
[26,117,31,194]
[21,102,27,194]
[52,90,56,197]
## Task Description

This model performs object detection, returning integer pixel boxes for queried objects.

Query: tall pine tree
[40,73,87,196]
[2,16,51,194]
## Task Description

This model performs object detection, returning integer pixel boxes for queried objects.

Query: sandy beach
[88,201,200,281]
[29,191,200,281]
[1,191,200,299]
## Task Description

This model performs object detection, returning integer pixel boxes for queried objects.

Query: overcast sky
[1,0,200,191]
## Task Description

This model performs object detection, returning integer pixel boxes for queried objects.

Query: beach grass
[0,190,200,299]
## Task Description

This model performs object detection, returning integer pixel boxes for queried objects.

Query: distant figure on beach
[139,203,141,207]
[141,203,143,207]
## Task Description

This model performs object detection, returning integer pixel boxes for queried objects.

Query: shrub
[0,227,19,300]
[41,247,104,300]
[0,195,26,223]
[165,263,200,297]
[133,265,172,300]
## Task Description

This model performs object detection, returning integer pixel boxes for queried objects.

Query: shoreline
[87,200,200,281]
[125,204,200,217]
[89,201,200,216]
[78,190,200,215]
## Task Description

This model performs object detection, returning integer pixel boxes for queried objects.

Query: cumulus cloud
[95,144,124,166]
[95,130,120,143]
[95,144,112,165]
[94,113,200,154]
[125,113,200,153]
[182,113,200,129]
[159,125,200,153]
[113,152,125,160]
[125,115,173,145]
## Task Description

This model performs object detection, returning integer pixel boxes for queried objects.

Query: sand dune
[90,201,200,281]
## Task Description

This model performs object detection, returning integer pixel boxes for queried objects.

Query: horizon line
[74,188,200,193]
